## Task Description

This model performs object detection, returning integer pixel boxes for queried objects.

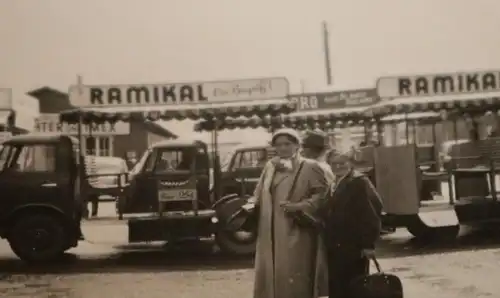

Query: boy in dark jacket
[322,147,383,298]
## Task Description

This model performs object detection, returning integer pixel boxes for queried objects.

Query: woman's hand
[279,202,303,213]
[361,249,375,258]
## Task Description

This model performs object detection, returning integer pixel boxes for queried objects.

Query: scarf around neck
[273,153,299,172]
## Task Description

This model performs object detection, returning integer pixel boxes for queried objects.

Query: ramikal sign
[289,88,379,111]
[377,70,500,98]
[34,114,130,136]
[68,77,289,108]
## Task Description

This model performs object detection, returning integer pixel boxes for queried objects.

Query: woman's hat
[271,128,301,145]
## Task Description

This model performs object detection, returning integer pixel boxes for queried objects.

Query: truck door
[125,149,158,213]
[224,149,267,197]
[0,143,71,216]
[127,146,196,213]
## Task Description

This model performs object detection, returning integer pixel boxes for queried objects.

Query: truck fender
[1,204,75,238]
[211,193,240,210]
[213,194,251,228]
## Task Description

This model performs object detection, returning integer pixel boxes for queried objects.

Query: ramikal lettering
[90,84,208,105]
[378,71,500,97]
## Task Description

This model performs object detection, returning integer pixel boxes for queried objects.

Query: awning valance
[379,112,442,125]
[364,92,500,118]
[59,99,296,124]
[194,106,372,132]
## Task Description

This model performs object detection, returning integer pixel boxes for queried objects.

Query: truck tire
[215,227,257,256]
[8,214,69,263]
[214,195,257,256]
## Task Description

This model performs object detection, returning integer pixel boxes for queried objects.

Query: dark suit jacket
[322,170,383,253]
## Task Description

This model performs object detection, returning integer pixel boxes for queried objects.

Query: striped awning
[380,112,442,125]
[194,106,372,132]
[59,99,295,124]
[364,92,500,118]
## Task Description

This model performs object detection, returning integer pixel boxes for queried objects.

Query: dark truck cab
[0,134,82,262]
[119,139,257,255]
[221,143,273,198]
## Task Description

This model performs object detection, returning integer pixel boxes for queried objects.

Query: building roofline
[27,86,177,139]
[27,86,68,100]
[142,121,178,139]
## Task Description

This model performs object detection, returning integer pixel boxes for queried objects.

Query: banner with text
[34,114,130,136]
[68,77,289,108]
[377,70,500,98]
[289,88,379,111]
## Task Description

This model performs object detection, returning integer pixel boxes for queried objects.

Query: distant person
[156,157,171,171]
[177,152,194,170]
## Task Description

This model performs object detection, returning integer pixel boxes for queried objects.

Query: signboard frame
[377,70,500,98]
[68,77,290,108]
[288,88,379,112]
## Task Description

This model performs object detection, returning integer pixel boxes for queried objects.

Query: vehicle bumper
[128,209,217,243]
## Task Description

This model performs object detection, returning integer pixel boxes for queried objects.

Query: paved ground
[1,202,500,297]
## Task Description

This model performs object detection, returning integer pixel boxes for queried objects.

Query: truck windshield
[129,149,151,178]
[155,149,192,172]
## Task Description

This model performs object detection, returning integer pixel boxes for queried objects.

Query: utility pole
[322,21,333,85]
[300,79,306,93]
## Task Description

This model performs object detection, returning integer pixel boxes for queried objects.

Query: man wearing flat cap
[301,130,335,183]
[300,130,334,297]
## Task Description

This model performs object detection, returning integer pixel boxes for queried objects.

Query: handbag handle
[370,255,382,273]
[285,160,305,202]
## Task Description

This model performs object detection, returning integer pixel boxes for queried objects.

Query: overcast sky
[1,0,499,133]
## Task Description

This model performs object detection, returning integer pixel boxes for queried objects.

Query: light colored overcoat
[252,156,332,298]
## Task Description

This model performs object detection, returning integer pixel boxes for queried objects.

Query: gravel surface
[0,202,499,297]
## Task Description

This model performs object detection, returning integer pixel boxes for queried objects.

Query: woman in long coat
[252,128,330,298]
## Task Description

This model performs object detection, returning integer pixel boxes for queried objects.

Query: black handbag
[350,256,403,298]
[286,161,322,230]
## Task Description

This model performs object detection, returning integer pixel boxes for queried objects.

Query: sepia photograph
[1,0,500,297]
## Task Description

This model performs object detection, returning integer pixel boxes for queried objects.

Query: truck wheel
[215,228,257,256]
[8,214,68,263]
[214,195,257,255]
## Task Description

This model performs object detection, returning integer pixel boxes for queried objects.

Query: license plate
[158,189,197,202]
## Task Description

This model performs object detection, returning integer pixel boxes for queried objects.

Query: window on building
[84,136,113,156]
[85,137,96,155]
[415,124,434,145]
[99,137,111,156]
